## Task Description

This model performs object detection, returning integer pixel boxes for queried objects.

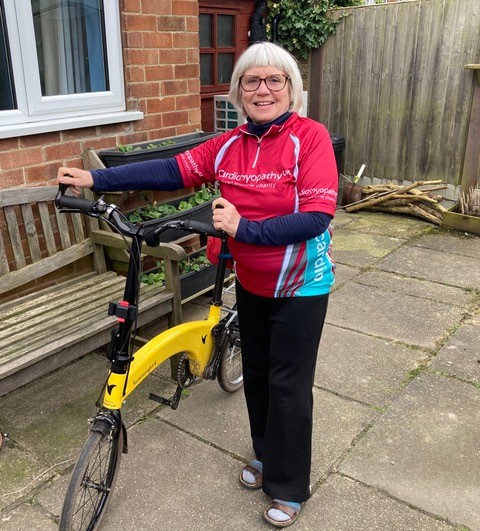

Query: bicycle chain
[176,352,196,388]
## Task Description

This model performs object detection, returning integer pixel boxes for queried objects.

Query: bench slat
[0,240,94,296]
[21,203,42,262]
[72,212,86,243]
[0,186,56,208]
[38,201,57,256]
[0,229,9,275]
[0,280,173,381]
[0,281,126,359]
[0,271,99,314]
[55,208,72,249]
[5,205,26,269]
[0,273,124,335]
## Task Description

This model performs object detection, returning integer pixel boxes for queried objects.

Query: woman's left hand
[212,197,241,237]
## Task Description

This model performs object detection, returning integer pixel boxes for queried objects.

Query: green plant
[128,186,219,223]
[117,140,175,152]
[141,252,212,287]
[266,0,360,59]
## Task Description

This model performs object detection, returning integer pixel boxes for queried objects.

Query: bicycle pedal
[149,392,173,407]
[149,385,182,410]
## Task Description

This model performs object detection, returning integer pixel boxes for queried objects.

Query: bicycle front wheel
[218,326,243,393]
[60,418,123,531]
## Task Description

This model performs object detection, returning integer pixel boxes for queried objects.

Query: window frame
[199,6,238,98]
[0,0,142,139]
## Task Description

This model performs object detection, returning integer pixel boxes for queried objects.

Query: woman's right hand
[57,167,94,196]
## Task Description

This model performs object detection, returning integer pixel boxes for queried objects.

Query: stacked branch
[343,180,448,225]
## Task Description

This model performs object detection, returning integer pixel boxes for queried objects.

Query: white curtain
[33,0,106,96]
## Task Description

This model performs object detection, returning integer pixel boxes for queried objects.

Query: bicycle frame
[101,216,232,411]
[103,303,222,409]
[54,184,233,411]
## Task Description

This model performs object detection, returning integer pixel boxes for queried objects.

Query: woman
[58,41,337,528]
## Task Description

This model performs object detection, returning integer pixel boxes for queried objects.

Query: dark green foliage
[266,0,359,59]
[141,252,211,287]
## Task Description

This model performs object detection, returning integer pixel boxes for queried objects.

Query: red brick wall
[0,0,201,190]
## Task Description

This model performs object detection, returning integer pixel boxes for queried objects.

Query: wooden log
[346,181,425,212]
[409,204,443,225]
[366,204,442,225]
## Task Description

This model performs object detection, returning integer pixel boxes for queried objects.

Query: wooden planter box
[179,262,217,301]
[442,205,480,235]
[142,251,230,303]
[131,193,215,243]
[98,131,219,167]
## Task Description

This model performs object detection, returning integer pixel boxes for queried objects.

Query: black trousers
[236,281,329,502]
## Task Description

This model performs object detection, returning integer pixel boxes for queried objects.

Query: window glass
[217,53,234,84]
[31,0,108,96]
[200,53,212,86]
[217,15,233,47]
[0,2,15,110]
[199,14,211,48]
[0,0,134,137]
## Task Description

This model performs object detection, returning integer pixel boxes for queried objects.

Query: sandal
[239,462,263,490]
[263,500,302,528]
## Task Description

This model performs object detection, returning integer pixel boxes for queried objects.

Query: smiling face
[240,66,291,124]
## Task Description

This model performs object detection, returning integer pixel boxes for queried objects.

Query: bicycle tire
[217,325,243,393]
[60,418,123,531]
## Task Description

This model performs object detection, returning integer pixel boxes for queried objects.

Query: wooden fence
[309,0,480,194]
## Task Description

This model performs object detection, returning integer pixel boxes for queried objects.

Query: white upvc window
[0,0,142,139]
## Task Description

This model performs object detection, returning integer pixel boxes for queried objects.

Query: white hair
[228,42,304,117]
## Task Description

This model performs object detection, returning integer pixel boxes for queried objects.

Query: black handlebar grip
[183,219,224,238]
[55,184,99,211]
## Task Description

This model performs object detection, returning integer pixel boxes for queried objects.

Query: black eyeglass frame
[239,74,290,92]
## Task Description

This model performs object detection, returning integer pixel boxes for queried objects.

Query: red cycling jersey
[176,113,337,297]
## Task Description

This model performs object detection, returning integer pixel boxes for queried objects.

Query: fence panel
[310,0,480,188]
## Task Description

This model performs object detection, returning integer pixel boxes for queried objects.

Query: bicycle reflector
[108,300,137,323]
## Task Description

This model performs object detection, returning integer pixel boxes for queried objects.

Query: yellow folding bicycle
[55,185,242,531]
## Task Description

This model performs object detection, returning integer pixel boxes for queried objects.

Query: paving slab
[332,209,358,229]
[90,419,270,531]
[354,270,476,308]
[335,211,432,238]
[376,246,480,290]
[0,503,57,530]
[412,231,480,259]
[332,229,406,268]
[332,263,361,290]
[317,324,426,407]
[307,474,454,531]
[339,372,480,530]
[327,282,465,349]
[431,322,480,384]
[0,350,174,508]
[158,381,376,486]
[0,445,47,510]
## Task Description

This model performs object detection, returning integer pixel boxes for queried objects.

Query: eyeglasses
[239,74,290,92]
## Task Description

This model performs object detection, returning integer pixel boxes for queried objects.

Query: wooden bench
[0,186,186,397]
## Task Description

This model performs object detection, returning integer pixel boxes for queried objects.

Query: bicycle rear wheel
[60,416,123,531]
[218,324,243,393]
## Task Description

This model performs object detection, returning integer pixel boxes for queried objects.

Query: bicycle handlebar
[55,183,108,213]
[55,184,225,245]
